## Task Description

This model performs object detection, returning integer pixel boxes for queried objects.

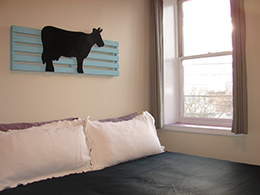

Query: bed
[1,112,260,195]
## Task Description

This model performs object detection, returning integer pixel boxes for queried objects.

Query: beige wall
[0,0,150,122]
[159,0,260,166]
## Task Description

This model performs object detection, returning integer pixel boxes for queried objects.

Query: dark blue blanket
[1,152,260,195]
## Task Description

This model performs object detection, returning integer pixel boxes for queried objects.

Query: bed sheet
[1,152,260,195]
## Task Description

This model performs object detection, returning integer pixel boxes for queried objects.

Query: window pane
[182,0,232,56]
[183,55,233,119]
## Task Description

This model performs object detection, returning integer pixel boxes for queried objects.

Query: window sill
[161,123,243,137]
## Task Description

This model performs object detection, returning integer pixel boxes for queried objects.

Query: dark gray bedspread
[1,152,260,195]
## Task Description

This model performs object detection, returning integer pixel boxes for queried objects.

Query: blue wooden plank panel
[10,25,119,76]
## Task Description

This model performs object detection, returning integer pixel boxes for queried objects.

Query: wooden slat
[13,54,41,63]
[104,40,119,47]
[12,44,119,58]
[11,25,41,36]
[87,53,118,61]
[91,46,118,54]
[13,44,42,53]
[12,63,45,72]
[12,54,119,69]
[12,63,119,76]
[10,25,119,76]
[13,35,42,45]
[83,68,119,76]
[83,60,119,69]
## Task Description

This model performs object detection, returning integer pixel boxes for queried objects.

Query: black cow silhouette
[41,26,104,73]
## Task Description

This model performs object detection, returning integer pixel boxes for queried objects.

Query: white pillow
[86,111,164,170]
[0,124,91,191]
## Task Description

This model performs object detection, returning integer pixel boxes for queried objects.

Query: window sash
[178,0,232,57]
[178,52,233,127]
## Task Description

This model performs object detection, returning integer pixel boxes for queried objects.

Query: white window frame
[163,0,233,132]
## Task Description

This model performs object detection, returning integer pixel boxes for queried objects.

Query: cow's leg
[77,58,84,73]
[45,59,54,72]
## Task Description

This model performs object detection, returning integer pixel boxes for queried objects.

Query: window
[164,0,233,128]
